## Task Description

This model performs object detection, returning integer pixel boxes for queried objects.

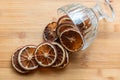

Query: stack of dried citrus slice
[12,42,69,73]
[12,15,88,74]
[35,42,69,69]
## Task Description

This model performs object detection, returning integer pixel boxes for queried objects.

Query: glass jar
[57,0,115,50]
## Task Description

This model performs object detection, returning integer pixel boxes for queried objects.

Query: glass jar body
[58,4,98,50]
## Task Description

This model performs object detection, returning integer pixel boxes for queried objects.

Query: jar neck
[91,4,105,21]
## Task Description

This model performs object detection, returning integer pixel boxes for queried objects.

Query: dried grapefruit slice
[18,46,38,70]
[60,28,83,52]
[11,49,28,73]
[51,42,66,67]
[58,51,69,69]
[43,22,58,42]
[56,23,74,37]
[35,42,57,67]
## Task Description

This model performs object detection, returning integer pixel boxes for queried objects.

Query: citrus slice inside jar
[57,15,73,25]
[57,23,74,37]
[60,28,83,52]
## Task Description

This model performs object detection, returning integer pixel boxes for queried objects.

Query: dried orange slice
[57,15,71,25]
[58,51,69,69]
[84,17,90,26]
[77,17,91,31]
[76,22,85,31]
[11,49,28,73]
[18,46,38,70]
[60,28,83,52]
[83,17,91,30]
[51,42,66,67]
[43,22,58,42]
[35,42,57,67]
[56,23,74,37]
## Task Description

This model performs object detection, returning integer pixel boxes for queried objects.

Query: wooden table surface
[0,0,120,80]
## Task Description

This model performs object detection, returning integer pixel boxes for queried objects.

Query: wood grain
[0,0,120,80]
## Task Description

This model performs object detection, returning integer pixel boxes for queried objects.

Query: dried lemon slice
[35,42,57,67]
[18,46,38,70]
